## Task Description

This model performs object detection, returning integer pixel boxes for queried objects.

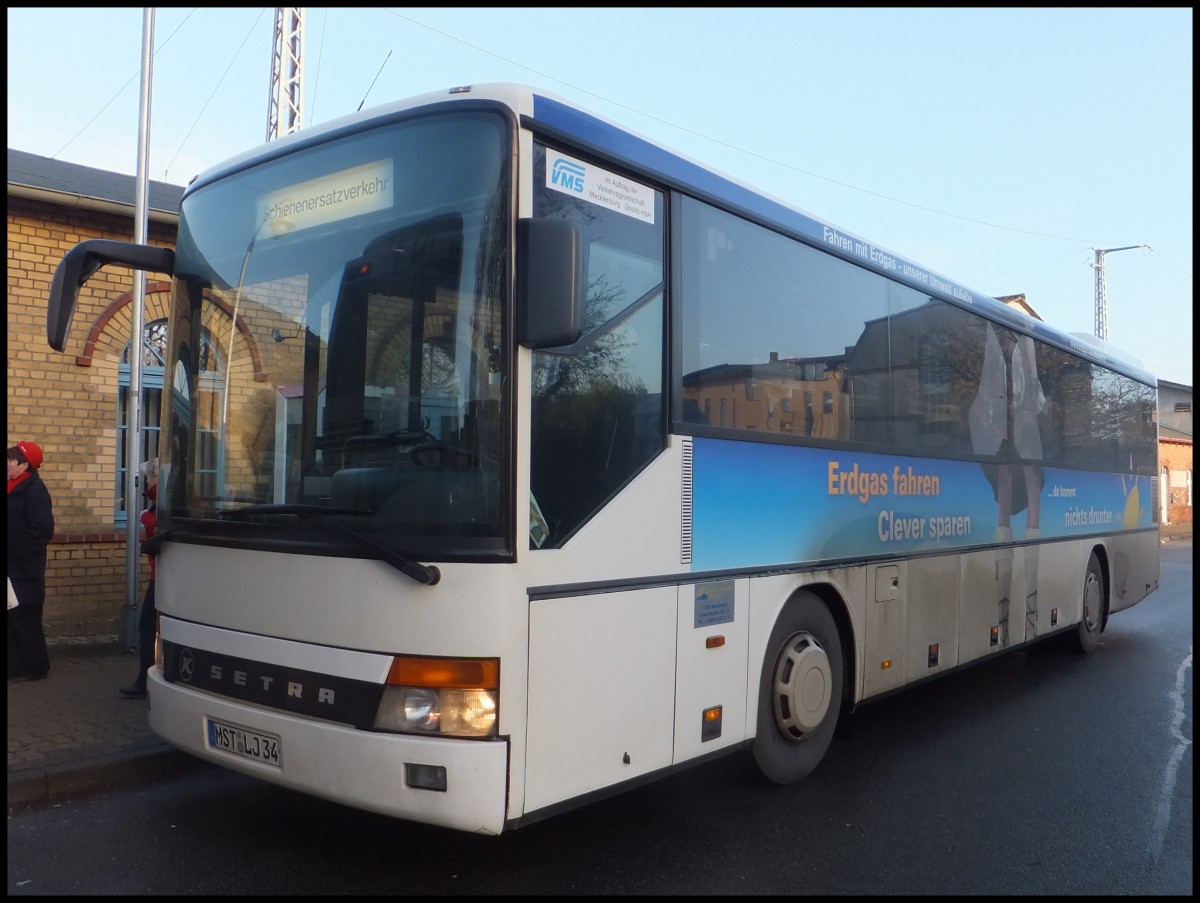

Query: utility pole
[1092,244,1149,340]
[120,7,155,651]
[266,7,304,141]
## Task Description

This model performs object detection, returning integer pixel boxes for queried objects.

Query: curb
[7,744,204,809]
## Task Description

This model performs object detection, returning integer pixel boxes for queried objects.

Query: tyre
[1065,551,1105,654]
[752,591,844,784]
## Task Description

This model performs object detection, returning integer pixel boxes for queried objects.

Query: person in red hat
[7,441,54,681]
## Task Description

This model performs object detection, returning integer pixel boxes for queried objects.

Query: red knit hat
[15,441,44,470]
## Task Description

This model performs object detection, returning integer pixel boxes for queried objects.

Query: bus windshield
[160,108,513,558]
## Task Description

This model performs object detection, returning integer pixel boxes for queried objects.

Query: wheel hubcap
[771,631,832,741]
[1083,571,1100,631]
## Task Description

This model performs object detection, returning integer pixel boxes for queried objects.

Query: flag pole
[119,7,155,650]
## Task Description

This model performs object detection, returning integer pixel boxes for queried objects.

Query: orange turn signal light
[387,657,499,689]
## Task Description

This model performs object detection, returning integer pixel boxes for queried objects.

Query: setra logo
[551,158,586,193]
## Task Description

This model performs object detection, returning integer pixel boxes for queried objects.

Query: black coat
[8,470,55,589]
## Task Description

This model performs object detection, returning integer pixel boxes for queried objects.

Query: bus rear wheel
[752,591,844,784]
[1065,551,1105,654]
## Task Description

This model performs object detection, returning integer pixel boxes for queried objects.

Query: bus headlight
[372,657,499,738]
[397,687,439,729]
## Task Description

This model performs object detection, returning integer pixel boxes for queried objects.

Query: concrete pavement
[8,524,1192,810]
[7,637,202,808]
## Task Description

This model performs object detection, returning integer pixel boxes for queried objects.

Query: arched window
[118,320,222,520]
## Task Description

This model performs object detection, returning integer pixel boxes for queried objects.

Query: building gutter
[7,183,179,226]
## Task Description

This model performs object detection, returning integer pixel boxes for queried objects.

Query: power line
[356,50,392,112]
[384,9,1100,245]
[51,9,198,161]
[164,8,268,179]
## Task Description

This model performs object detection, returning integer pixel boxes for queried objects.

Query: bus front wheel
[1065,551,1105,655]
[752,591,844,784]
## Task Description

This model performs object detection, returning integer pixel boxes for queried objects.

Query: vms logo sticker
[551,157,586,193]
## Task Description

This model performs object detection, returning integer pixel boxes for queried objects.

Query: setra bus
[46,83,1160,834]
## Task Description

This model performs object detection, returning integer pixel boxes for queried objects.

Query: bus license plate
[206,717,281,767]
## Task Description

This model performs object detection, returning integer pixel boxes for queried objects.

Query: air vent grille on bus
[681,438,693,564]
[1150,475,1160,524]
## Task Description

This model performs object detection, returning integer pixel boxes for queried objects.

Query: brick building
[1157,379,1193,525]
[7,149,183,638]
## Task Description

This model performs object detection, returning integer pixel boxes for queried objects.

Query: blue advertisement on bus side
[689,438,1152,572]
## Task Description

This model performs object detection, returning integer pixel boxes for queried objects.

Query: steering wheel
[410,441,486,469]
[409,440,450,467]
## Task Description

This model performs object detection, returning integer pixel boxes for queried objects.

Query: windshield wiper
[216,503,370,519]
[215,504,441,586]
[330,522,441,587]
[140,528,179,557]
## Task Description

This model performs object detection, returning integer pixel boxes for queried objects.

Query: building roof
[7,148,184,220]
[995,293,1044,321]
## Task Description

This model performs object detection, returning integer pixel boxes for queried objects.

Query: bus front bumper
[147,669,511,834]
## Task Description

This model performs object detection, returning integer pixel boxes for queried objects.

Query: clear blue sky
[8,7,1193,386]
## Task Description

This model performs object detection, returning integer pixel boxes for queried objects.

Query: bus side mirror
[48,239,175,351]
[515,218,586,349]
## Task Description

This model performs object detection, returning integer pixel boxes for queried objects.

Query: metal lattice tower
[1091,244,1148,341]
[266,7,305,141]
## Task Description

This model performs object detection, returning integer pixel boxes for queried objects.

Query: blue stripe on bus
[689,438,1153,572]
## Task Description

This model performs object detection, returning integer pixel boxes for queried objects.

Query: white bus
[47,83,1160,834]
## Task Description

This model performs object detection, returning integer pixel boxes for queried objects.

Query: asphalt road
[7,542,1192,895]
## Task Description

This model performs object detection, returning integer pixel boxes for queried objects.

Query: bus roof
[185,83,1157,387]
